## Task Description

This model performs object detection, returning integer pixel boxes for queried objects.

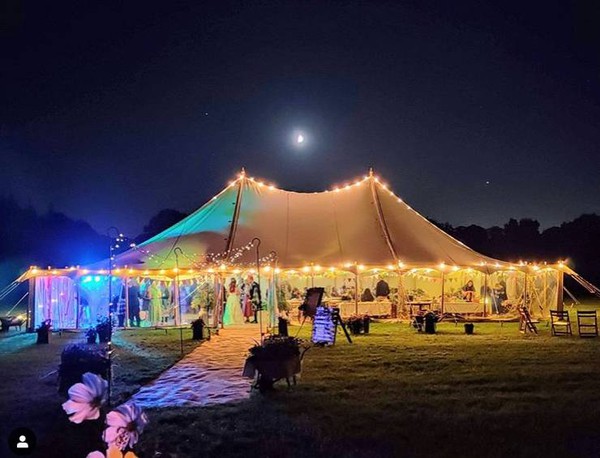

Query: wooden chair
[519,307,537,334]
[550,310,572,336]
[576,311,598,338]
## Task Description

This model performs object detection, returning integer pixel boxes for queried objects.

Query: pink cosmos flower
[62,372,108,424]
[86,446,138,458]
[103,403,149,450]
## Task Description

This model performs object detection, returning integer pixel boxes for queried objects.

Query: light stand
[106,226,121,405]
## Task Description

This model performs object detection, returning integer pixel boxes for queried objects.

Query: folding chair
[549,310,572,336]
[576,310,598,338]
[519,307,537,334]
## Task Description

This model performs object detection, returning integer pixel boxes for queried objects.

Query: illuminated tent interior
[19,168,580,330]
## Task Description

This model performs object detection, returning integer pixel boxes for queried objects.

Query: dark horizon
[2,1,600,236]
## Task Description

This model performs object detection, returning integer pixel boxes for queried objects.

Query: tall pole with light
[106,226,121,405]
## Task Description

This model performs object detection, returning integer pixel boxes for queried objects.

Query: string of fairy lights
[24,169,569,280]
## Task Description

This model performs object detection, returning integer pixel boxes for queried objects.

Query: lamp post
[106,226,121,405]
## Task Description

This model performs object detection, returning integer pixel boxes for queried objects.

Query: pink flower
[62,372,108,424]
[103,403,148,450]
[86,447,138,458]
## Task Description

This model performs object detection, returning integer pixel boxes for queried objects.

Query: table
[443,301,484,314]
[406,301,432,318]
[334,301,391,317]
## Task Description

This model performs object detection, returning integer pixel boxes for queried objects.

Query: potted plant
[36,319,51,344]
[363,314,371,334]
[243,336,308,392]
[190,317,205,340]
[464,322,474,334]
[347,315,363,335]
[424,311,439,334]
[95,316,111,343]
[85,327,98,344]
[58,344,110,394]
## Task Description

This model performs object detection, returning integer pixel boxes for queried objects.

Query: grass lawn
[0,327,202,457]
[135,304,600,458]
[1,301,600,457]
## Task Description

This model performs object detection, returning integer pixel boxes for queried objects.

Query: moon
[296,134,305,144]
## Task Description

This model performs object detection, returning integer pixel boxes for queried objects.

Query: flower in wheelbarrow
[62,372,108,423]
[103,403,149,450]
[86,446,138,458]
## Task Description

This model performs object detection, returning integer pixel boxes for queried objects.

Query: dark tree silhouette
[431,215,600,286]
[135,209,188,244]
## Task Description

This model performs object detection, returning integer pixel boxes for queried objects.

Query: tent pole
[216,273,224,329]
[354,271,359,315]
[543,271,548,311]
[556,269,564,312]
[125,276,130,328]
[75,282,81,329]
[523,272,528,310]
[225,170,245,253]
[174,247,182,326]
[397,270,407,318]
[174,276,180,326]
[369,171,398,262]
[252,237,264,343]
[57,279,63,330]
[27,278,35,332]
[483,272,488,317]
[440,271,445,314]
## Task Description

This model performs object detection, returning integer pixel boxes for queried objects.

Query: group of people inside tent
[277,277,393,304]
[459,279,509,312]
[107,277,218,327]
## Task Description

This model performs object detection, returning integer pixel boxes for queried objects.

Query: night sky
[2,1,600,237]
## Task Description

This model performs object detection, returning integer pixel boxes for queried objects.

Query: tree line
[431,215,600,285]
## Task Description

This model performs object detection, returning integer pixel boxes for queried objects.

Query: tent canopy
[111,169,510,271]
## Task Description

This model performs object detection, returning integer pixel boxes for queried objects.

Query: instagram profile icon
[8,428,36,456]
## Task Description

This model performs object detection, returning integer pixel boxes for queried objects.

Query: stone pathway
[131,325,260,408]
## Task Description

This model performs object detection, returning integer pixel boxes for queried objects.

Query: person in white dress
[223,278,244,326]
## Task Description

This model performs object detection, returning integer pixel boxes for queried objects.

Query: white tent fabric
[112,173,509,271]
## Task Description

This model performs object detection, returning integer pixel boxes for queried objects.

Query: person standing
[161,281,171,324]
[241,275,261,323]
[223,278,244,325]
[149,281,162,326]
[127,280,141,327]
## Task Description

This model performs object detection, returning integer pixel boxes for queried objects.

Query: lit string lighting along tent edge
[13,167,600,331]
[19,168,572,278]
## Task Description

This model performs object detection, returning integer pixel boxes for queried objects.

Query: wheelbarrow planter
[243,336,309,392]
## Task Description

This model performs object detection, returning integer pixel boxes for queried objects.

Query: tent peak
[368,166,374,177]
